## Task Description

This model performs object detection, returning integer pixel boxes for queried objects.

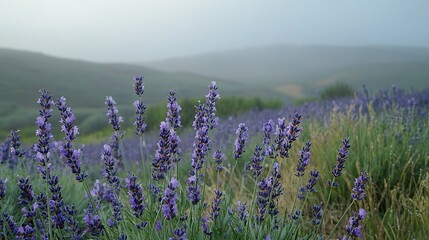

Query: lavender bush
[0,79,428,239]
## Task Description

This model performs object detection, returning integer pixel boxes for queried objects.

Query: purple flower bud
[105,96,123,132]
[296,141,311,177]
[213,149,225,172]
[234,123,248,160]
[329,138,351,187]
[162,178,179,220]
[133,76,144,97]
[125,174,146,219]
[251,145,264,179]
[345,209,366,238]
[210,189,222,220]
[202,217,212,236]
[133,100,147,136]
[352,172,369,201]
[152,122,172,181]
[84,213,104,236]
[10,130,25,157]
[311,202,324,225]
[237,201,248,222]
[187,174,201,205]
[166,90,182,130]
[169,227,187,240]
[17,176,34,206]
[0,178,7,199]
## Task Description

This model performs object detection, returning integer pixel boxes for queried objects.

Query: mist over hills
[143,45,429,97]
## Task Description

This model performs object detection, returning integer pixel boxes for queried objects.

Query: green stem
[318,176,336,235]
[326,200,355,240]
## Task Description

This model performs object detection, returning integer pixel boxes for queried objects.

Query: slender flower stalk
[35,89,54,180]
[262,119,275,158]
[152,121,172,181]
[0,178,7,199]
[125,174,147,228]
[56,97,87,182]
[234,123,248,161]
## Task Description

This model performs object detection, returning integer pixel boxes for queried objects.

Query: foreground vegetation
[0,78,428,239]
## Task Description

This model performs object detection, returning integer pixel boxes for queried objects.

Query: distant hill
[143,45,429,97]
[0,48,284,139]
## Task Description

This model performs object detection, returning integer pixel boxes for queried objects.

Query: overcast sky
[1,0,428,62]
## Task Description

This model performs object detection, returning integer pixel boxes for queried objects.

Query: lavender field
[1,78,429,240]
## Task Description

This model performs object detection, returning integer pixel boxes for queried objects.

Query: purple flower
[328,138,351,187]
[204,81,220,130]
[169,129,181,163]
[210,189,222,220]
[296,141,311,177]
[155,220,162,231]
[186,174,201,205]
[166,90,182,130]
[234,123,248,160]
[345,209,366,238]
[10,130,25,157]
[152,121,172,180]
[262,119,275,157]
[202,216,213,236]
[84,213,104,236]
[125,174,146,219]
[311,203,324,225]
[275,113,302,158]
[162,178,179,220]
[169,227,187,240]
[352,172,370,201]
[105,96,123,132]
[16,224,36,240]
[48,175,65,229]
[256,177,272,224]
[17,176,34,206]
[190,126,209,171]
[0,178,7,199]
[35,89,54,180]
[3,212,18,235]
[101,144,120,190]
[213,149,225,172]
[237,201,248,221]
[133,76,144,97]
[251,145,264,179]
[56,97,87,182]
[133,100,147,136]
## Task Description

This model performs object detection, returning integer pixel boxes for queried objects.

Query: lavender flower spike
[204,81,220,130]
[296,141,311,177]
[10,130,25,157]
[169,227,188,240]
[328,138,351,187]
[152,121,172,181]
[56,96,87,182]
[345,209,366,238]
[125,174,146,218]
[133,76,144,97]
[105,96,123,132]
[133,100,147,136]
[234,123,248,160]
[352,172,370,201]
[0,178,7,199]
[162,177,179,220]
[35,89,54,179]
[166,90,182,130]
[17,176,34,206]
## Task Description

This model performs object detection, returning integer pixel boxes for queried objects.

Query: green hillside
[0,48,285,140]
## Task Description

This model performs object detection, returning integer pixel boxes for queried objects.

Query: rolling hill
[143,45,429,97]
[0,48,284,140]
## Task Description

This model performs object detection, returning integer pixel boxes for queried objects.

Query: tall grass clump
[0,78,428,239]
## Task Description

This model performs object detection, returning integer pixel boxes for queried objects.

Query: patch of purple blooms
[0,177,7,199]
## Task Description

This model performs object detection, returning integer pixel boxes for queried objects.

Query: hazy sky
[1,0,428,62]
